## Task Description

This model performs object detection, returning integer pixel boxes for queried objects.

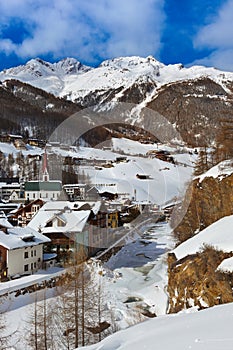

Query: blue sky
[0,0,232,71]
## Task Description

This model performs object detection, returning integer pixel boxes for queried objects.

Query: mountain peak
[53,57,92,74]
[0,57,92,80]
[99,55,164,70]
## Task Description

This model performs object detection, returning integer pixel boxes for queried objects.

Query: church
[24,149,62,201]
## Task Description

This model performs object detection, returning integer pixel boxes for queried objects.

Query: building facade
[0,226,50,281]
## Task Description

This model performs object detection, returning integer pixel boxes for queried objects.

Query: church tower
[42,148,49,182]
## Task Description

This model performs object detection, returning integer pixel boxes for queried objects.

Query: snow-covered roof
[91,201,102,215]
[28,200,97,232]
[42,210,91,234]
[43,253,57,261]
[0,183,20,188]
[28,210,56,231]
[172,215,233,260]
[0,227,50,250]
[0,218,13,229]
[0,211,13,228]
[63,183,86,188]
[97,187,118,195]
[40,200,100,211]
[39,201,72,211]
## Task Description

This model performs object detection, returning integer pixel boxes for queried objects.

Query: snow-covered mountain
[1,55,233,104]
[1,55,233,146]
[0,57,92,96]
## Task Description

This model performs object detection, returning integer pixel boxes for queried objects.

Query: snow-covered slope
[79,302,233,350]
[49,138,195,205]
[172,215,233,260]
[0,138,195,205]
[217,256,233,273]
[1,55,233,103]
[197,159,233,182]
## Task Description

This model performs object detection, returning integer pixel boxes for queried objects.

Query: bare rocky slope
[167,165,233,313]
[172,172,233,243]
[147,78,233,146]
[168,246,233,313]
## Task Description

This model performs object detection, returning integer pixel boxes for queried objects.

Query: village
[0,133,188,283]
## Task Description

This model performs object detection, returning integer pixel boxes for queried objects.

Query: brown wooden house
[9,199,44,227]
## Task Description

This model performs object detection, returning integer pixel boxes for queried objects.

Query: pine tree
[194,147,209,176]
[213,116,233,164]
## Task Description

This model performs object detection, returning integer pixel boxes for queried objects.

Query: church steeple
[42,148,49,182]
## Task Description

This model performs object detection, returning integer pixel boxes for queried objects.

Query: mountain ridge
[1,55,233,102]
[1,55,233,146]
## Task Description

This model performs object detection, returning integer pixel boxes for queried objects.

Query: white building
[0,182,22,201]
[63,183,86,201]
[24,181,62,201]
[0,226,50,280]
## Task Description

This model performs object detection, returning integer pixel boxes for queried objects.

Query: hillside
[167,160,233,313]
[172,160,233,243]
[168,216,233,313]
[0,79,80,139]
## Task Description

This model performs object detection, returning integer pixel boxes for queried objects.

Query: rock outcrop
[172,171,233,244]
[167,247,233,313]
[167,163,233,313]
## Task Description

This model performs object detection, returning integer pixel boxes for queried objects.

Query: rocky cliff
[168,247,233,313]
[167,162,233,313]
[172,165,233,244]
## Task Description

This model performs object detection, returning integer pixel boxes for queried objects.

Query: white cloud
[0,0,165,64]
[193,0,233,71]
[192,49,233,72]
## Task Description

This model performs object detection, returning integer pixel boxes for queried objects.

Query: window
[31,263,33,270]
[24,251,28,259]
[24,264,29,272]
[34,250,36,256]
[57,219,65,227]
[32,205,40,213]
[31,251,33,257]
[34,262,36,268]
